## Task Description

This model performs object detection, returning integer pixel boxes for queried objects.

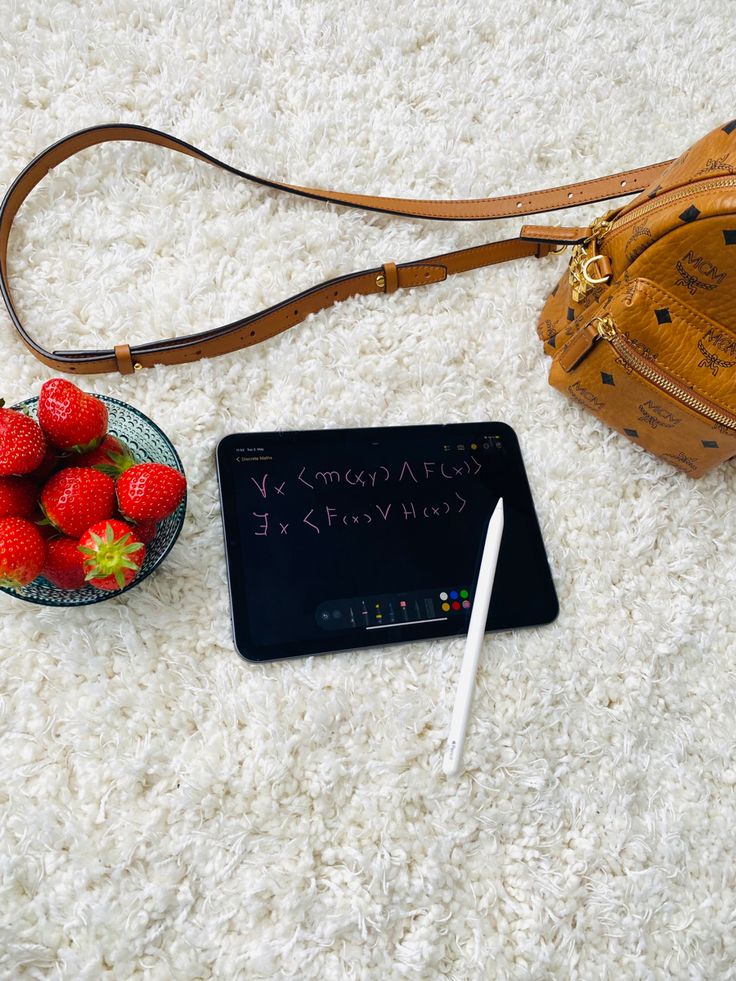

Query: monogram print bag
[1,119,735,477]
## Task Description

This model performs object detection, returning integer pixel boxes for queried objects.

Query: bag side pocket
[548,279,736,476]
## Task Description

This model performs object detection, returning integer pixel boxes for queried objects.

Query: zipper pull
[557,315,617,372]
[593,314,617,340]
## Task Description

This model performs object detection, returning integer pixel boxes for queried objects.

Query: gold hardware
[568,245,591,302]
[376,274,385,289]
[133,362,143,371]
[581,255,610,286]
[568,214,615,301]
[593,315,617,340]
[587,213,615,241]
[549,243,569,254]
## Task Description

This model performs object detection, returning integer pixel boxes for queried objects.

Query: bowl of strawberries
[0,379,187,606]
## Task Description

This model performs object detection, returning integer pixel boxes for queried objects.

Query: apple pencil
[442,497,504,777]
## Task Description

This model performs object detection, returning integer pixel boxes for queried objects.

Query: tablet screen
[216,422,557,660]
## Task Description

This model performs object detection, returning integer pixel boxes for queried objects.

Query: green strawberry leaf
[70,435,105,455]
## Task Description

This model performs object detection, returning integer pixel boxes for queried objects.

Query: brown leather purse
[2,120,735,477]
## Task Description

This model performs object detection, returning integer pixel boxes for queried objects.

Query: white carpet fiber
[1,1,736,977]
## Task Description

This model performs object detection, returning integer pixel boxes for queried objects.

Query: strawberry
[72,434,136,476]
[0,476,38,519]
[132,519,159,544]
[78,519,146,591]
[38,378,108,453]
[0,517,46,587]
[28,445,64,484]
[34,514,59,541]
[41,536,87,590]
[0,401,46,476]
[40,467,115,538]
[116,463,186,523]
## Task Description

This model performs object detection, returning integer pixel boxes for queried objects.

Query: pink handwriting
[251,474,269,499]
[287,458,480,488]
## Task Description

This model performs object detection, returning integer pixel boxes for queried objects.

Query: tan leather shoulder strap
[0,124,673,374]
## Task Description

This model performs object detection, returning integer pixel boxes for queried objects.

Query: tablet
[216,422,558,661]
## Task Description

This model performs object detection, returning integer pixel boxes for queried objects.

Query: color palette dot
[462,600,471,609]
[439,591,448,601]
[450,590,458,600]
[460,589,468,599]
[441,602,450,612]
[452,601,461,611]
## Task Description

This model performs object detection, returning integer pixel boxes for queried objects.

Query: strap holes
[620,180,627,187]
[294,309,299,315]
[516,202,523,209]
[333,290,338,297]
[250,330,256,337]
[567,192,574,199]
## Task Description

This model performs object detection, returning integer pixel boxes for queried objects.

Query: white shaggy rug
[2,1,735,977]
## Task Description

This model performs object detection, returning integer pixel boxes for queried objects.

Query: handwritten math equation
[247,456,483,536]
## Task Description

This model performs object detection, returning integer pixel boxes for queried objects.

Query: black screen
[216,422,558,660]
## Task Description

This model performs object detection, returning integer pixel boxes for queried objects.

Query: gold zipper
[593,316,736,430]
[603,176,736,242]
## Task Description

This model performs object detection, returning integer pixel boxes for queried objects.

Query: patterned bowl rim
[0,393,187,607]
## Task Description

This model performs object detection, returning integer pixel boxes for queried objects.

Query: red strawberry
[72,434,136,476]
[78,519,145,591]
[0,402,46,476]
[41,536,87,590]
[132,519,159,544]
[28,445,64,484]
[0,517,46,587]
[116,463,186,523]
[0,476,38,519]
[40,467,115,538]
[34,515,59,541]
[38,379,108,453]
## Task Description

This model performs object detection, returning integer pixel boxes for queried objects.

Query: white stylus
[442,497,504,777]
